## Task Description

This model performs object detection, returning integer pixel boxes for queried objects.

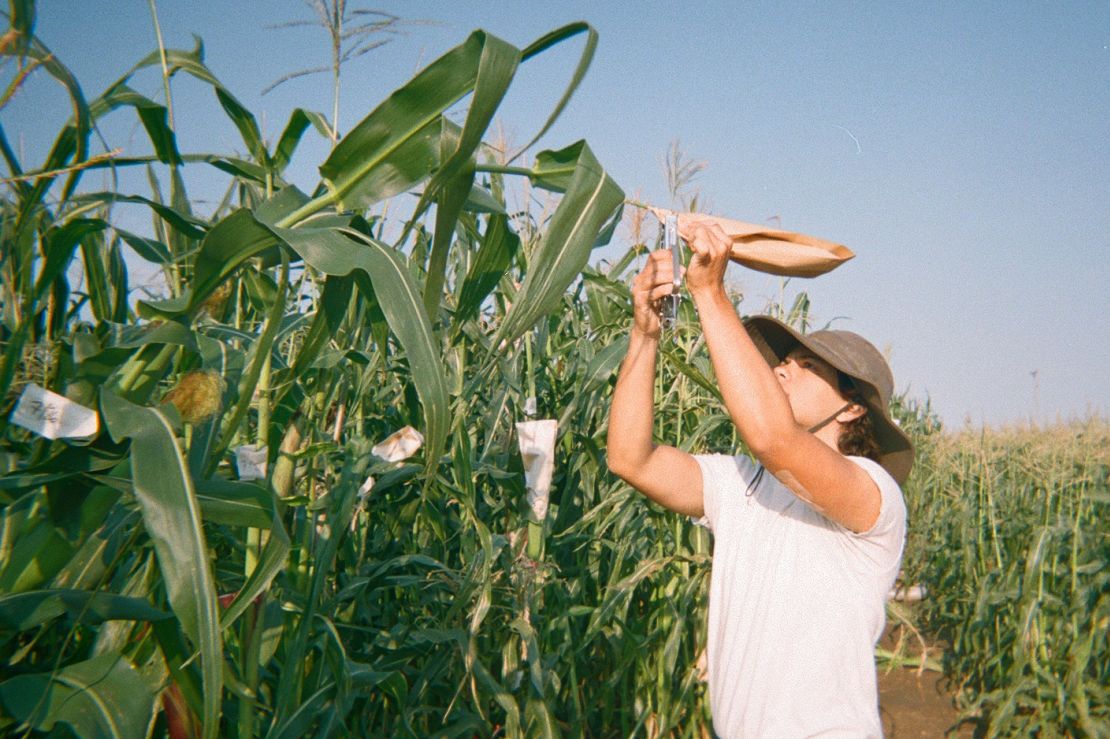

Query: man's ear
[838,403,867,423]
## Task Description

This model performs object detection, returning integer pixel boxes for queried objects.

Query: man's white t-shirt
[694,453,906,738]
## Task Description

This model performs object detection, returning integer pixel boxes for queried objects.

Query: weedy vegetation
[0,2,1106,737]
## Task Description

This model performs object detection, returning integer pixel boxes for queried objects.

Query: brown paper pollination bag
[650,207,854,278]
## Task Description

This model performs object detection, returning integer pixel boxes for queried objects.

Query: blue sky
[4,1,1108,427]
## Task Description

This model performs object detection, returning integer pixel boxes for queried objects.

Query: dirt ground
[876,623,978,738]
[878,666,975,738]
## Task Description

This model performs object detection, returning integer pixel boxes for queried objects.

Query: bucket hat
[744,315,915,484]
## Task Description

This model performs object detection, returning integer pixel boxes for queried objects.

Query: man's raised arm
[606,250,703,518]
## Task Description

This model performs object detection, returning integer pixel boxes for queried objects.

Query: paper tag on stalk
[372,426,423,462]
[10,384,98,440]
[516,419,557,522]
[235,444,268,481]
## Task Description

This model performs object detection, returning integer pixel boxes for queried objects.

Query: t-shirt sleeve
[839,456,907,573]
[692,453,759,532]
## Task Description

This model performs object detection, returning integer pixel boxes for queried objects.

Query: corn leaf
[126,38,268,167]
[115,226,172,264]
[70,192,206,240]
[0,496,74,593]
[100,390,222,739]
[0,29,90,200]
[512,22,598,160]
[454,212,520,329]
[0,589,168,632]
[273,223,450,473]
[423,121,478,318]
[319,30,515,212]
[404,33,519,248]
[495,141,624,345]
[92,83,182,165]
[273,108,330,174]
[0,652,156,739]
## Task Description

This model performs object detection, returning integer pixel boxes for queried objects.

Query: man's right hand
[631,249,681,340]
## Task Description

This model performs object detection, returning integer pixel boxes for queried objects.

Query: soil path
[876,622,976,738]
[878,667,974,738]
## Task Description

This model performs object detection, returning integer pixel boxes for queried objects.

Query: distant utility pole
[1030,370,1040,426]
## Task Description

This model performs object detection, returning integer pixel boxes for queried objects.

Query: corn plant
[901,419,1109,735]
[0,6,645,735]
[3,3,1106,737]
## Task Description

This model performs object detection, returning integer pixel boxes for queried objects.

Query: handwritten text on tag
[11,384,99,440]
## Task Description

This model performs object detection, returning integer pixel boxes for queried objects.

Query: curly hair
[835,372,882,462]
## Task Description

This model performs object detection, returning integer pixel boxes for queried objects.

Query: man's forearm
[606,330,659,475]
[691,288,795,453]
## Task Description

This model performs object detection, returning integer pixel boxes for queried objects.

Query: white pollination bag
[515,419,557,522]
[372,425,424,463]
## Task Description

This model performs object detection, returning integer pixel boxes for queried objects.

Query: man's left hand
[678,216,732,299]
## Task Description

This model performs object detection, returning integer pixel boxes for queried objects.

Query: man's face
[773,347,849,429]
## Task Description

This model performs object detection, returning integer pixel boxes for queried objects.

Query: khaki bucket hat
[744,315,915,484]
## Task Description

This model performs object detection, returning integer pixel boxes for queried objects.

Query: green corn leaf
[218,505,290,630]
[0,589,168,632]
[98,84,182,165]
[403,33,519,246]
[137,206,279,319]
[115,226,173,264]
[271,442,371,730]
[289,273,354,376]
[0,652,156,739]
[240,265,279,312]
[454,213,520,329]
[465,635,521,735]
[660,345,723,402]
[463,182,506,214]
[525,696,560,739]
[107,239,130,322]
[512,22,598,161]
[287,224,449,472]
[7,0,35,56]
[79,230,112,321]
[192,185,308,297]
[268,683,336,739]
[123,38,269,168]
[35,219,106,305]
[129,36,217,84]
[193,479,276,529]
[527,141,585,192]
[318,30,516,214]
[1,30,90,200]
[583,334,630,390]
[100,390,222,739]
[205,155,269,183]
[49,506,139,592]
[0,125,29,203]
[0,494,74,593]
[198,475,290,631]
[214,86,268,167]
[423,121,478,319]
[273,108,330,173]
[495,141,624,346]
[70,192,206,240]
[211,252,288,466]
[189,207,278,299]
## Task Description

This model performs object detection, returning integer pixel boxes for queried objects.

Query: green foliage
[1,4,1105,737]
[0,652,156,738]
[902,421,1110,736]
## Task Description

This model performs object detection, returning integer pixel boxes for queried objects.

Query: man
[606,217,914,737]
